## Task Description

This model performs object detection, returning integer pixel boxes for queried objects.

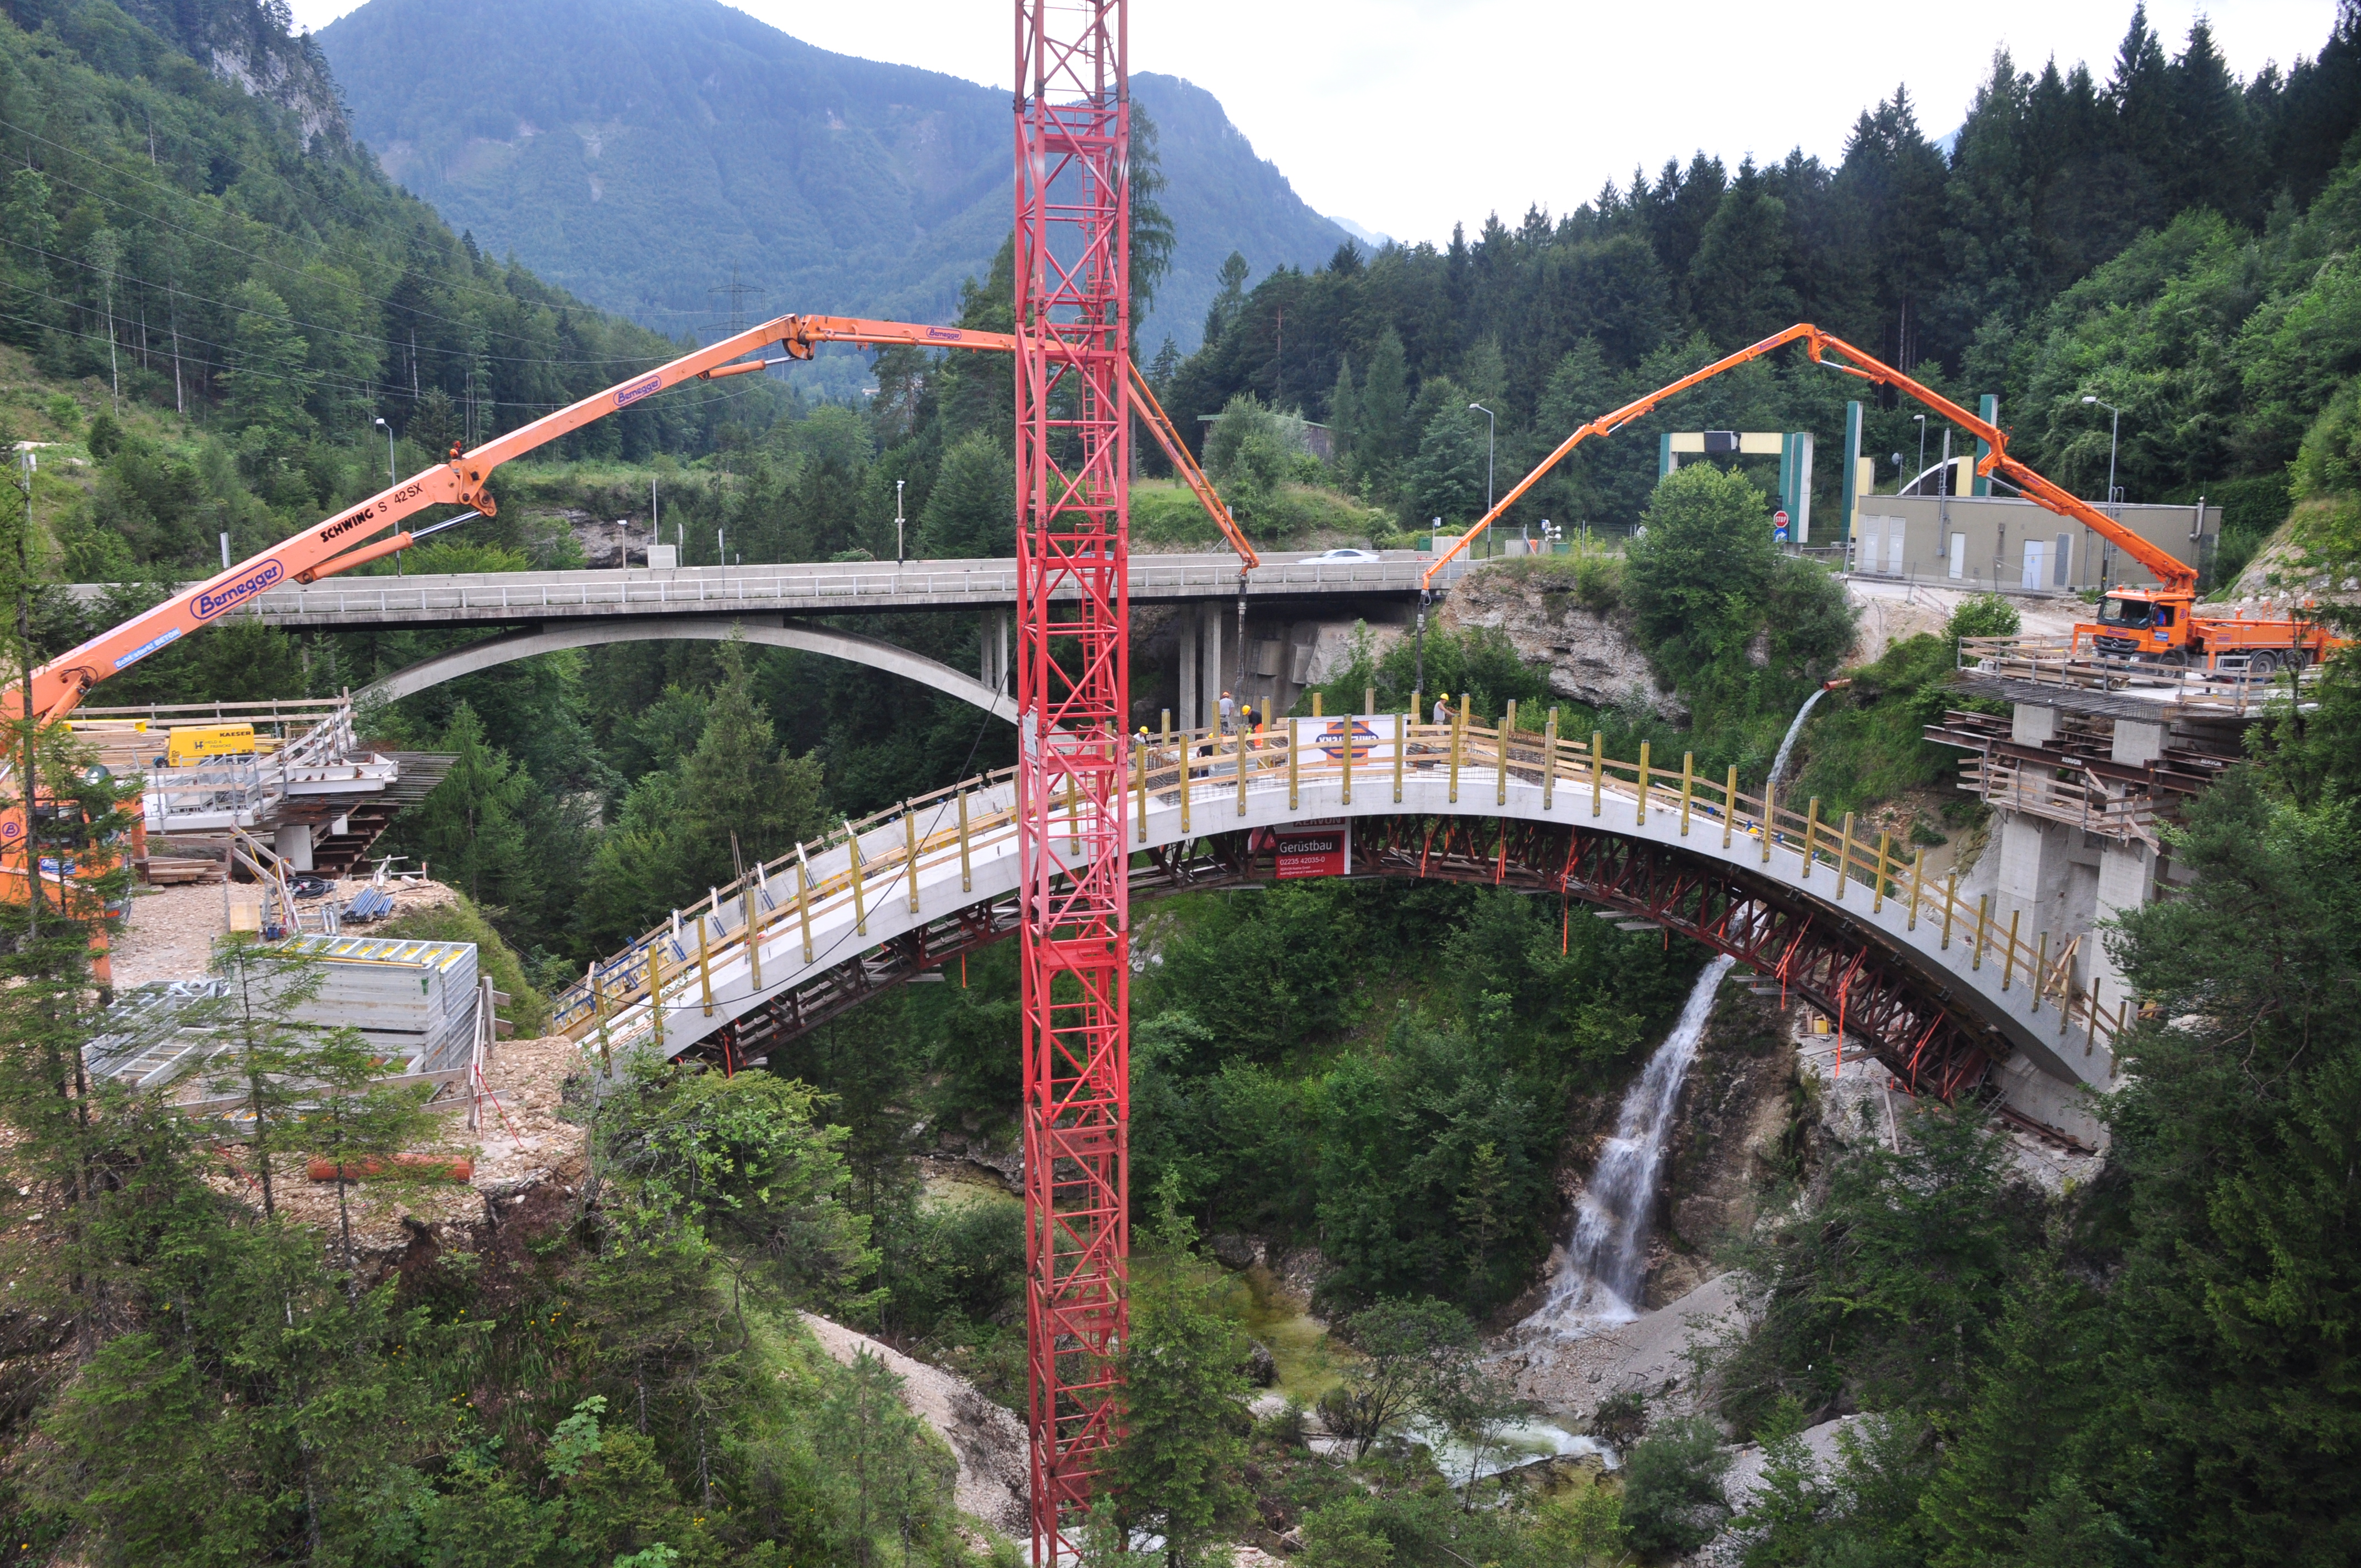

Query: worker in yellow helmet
[1432,690,1450,726]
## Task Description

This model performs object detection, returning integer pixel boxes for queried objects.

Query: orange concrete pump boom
[1420,323,2196,597]
[19,314,1254,728]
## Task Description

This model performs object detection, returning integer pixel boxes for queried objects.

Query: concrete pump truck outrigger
[1423,322,2347,675]
[0,312,1256,932]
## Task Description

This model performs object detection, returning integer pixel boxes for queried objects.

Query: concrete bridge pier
[979,610,1008,695]
[1174,602,1225,729]
[1985,700,2171,1092]
[274,822,314,872]
[1177,611,1196,729]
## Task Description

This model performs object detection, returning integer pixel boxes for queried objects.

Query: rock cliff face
[1435,565,1687,722]
[118,0,349,149]
[1646,983,1799,1309]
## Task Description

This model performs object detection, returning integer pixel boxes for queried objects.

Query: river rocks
[1434,564,1687,722]
[1207,1231,1267,1271]
[1243,1338,1279,1387]
[1493,1271,1749,1426]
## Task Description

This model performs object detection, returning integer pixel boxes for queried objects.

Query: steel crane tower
[1013,1,1131,1559]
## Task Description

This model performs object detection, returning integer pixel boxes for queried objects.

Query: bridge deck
[71,552,1462,633]
[559,717,2125,1144]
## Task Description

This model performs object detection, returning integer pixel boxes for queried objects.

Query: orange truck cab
[2080,590,2190,658]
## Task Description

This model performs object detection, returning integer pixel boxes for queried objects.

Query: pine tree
[916,433,1015,559]
[1108,1208,1250,1568]
[1689,159,1798,349]
[1357,329,1412,488]
[209,940,337,1218]
[1202,251,1250,346]
[1129,102,1177,341]
[414,700,538,911]
[2167,17,2262,223]
[1327,357,1359,467]
[677,636,824,883]
[291,1022,443,1290]
[1406,392,1488,527]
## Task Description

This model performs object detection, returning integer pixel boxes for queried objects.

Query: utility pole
[167,282,184,415]
[895,477,906,567]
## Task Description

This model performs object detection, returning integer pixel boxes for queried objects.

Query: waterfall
[1765,687,1834,797]
[1528,955,1736,1330]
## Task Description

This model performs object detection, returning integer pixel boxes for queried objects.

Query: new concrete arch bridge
[556,717,2120,1147]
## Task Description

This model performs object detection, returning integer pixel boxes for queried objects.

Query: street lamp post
[1468,401,1495,511]
[2081,395,2122,513]
[373,417,395,485]
[1468,402,1495,557]
[896,478,906,567]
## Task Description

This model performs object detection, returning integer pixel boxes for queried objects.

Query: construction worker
[1432,690,1450,726]
[1219,689,1236,733]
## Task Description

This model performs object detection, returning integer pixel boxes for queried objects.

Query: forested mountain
[315,0,1351,355]
[1159,4,2361,580]
[0,0,790,584]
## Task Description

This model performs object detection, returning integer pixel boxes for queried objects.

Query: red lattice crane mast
[1014,2,1133,1559]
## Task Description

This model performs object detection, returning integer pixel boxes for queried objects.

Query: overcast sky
[289,0,2341,248]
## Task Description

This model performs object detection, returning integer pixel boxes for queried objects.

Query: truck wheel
[2248,650,2279,678]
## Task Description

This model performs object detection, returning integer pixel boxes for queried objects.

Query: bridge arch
[554,724,2115,1147]
[360,616,1015,720]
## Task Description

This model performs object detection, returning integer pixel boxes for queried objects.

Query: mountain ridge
[315,0,1350,355]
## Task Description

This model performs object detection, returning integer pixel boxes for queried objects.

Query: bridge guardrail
[553,710,2131,1065]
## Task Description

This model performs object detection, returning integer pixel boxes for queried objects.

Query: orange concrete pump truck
[1424,322,2346,676]
[0,312,1256,939]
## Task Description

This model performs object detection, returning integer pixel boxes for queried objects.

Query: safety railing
[555,707,2131,1062]
[1957,634,2309,715]
[1959,753,2162,848]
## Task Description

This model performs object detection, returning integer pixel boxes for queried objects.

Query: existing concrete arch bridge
[553,716,2120,1147]
[360,616,1016,720]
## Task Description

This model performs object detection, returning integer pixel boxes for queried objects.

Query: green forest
[1159,4,2361,585]
[0,0,2359,1562]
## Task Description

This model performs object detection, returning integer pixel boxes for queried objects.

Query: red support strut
[1014,3,1131,1560]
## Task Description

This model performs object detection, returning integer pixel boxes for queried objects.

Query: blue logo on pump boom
[194,559,284,620]
[616,375,662,409]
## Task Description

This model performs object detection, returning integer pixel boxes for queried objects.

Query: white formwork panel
[282,935,481,1073]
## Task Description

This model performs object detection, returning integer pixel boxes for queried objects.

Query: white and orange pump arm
[1419,323,2194,597]
[21,314,1257,727]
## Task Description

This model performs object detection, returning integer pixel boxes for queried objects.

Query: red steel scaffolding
[1013,2,1132,1560]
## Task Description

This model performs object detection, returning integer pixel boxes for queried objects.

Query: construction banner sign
[1255,818,1351,880]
